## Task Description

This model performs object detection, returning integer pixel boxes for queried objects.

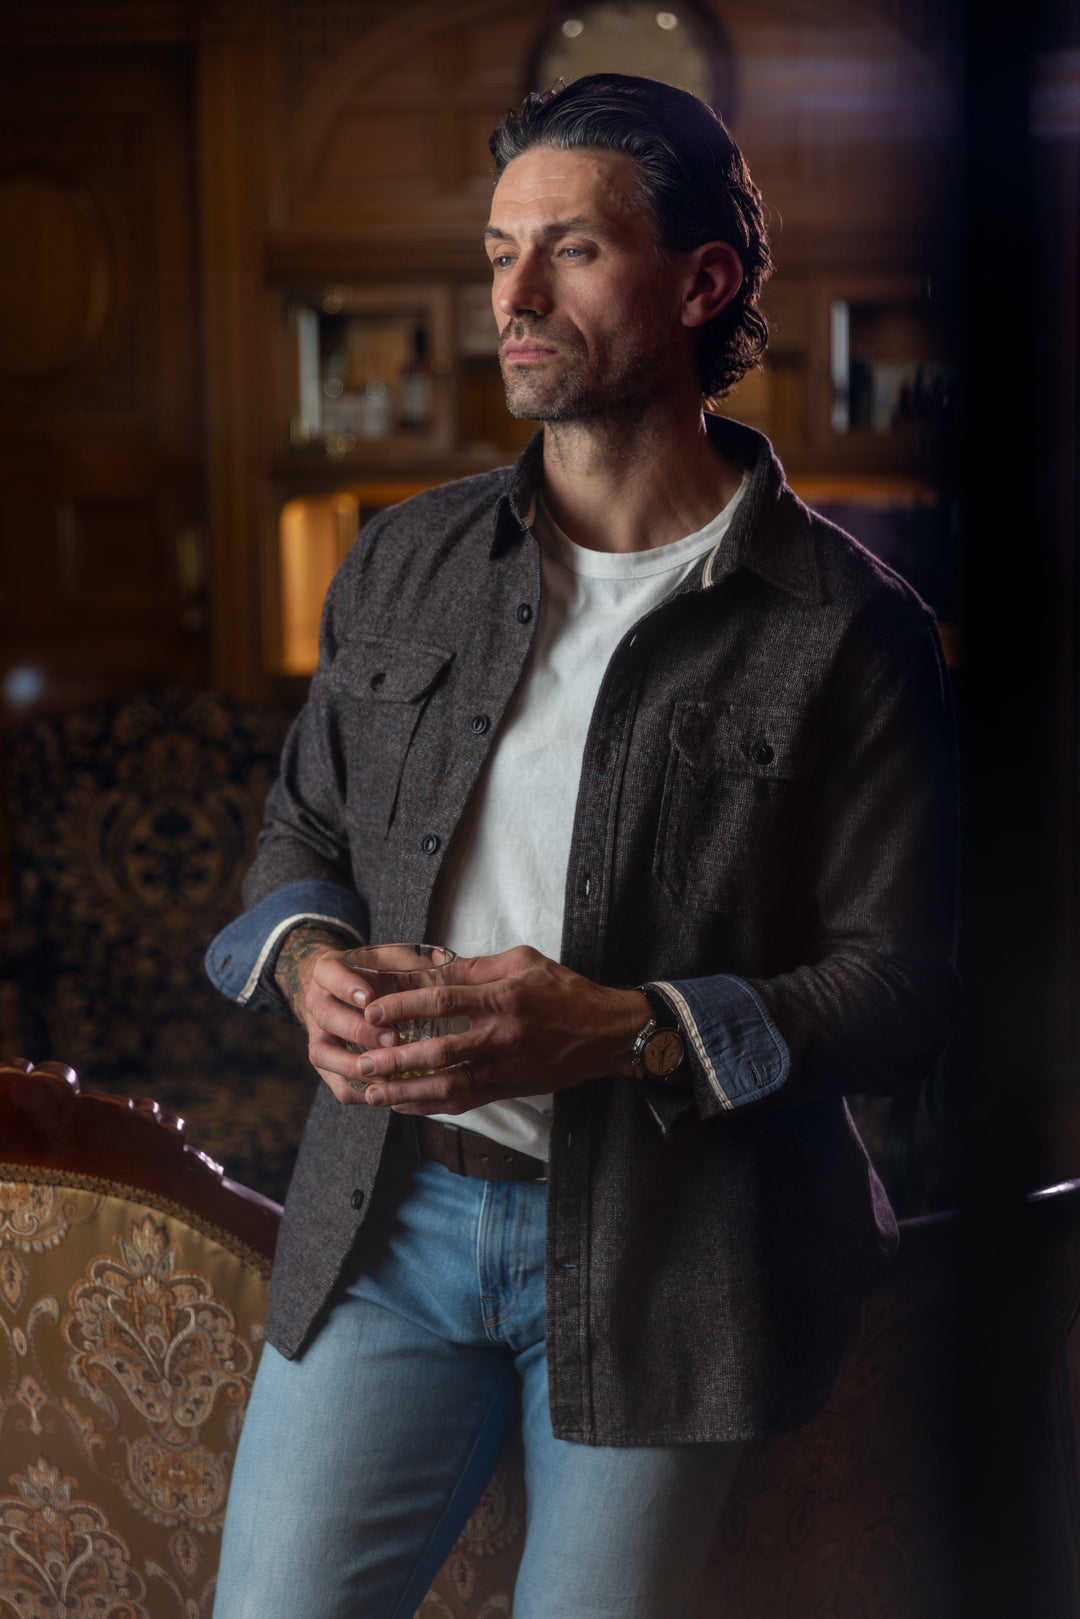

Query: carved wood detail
[0,119,145,418]
[280,0,399,112]
[0,173,113,383]
[0,1058,281,1263]
[270,0,956,258]
[281,0,544,224]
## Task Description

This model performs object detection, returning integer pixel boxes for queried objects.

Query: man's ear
[681,242,744,329]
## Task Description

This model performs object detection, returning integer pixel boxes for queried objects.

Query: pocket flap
[330,634,454,704]
[671,701,817,781]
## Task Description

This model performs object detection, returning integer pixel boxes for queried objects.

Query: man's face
[485,145,695,424]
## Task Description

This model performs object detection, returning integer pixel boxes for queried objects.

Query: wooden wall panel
[0,49,206,722]
[319,114,443,194]
[273,0,956,251]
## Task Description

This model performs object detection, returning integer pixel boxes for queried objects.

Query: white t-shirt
[428,475,748,1158]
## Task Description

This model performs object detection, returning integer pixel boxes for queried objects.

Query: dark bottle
[401,324,432,432]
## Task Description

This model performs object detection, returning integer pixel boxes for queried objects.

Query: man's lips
[502,342,558,362]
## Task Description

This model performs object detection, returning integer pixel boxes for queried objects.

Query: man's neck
[538,406,744,554]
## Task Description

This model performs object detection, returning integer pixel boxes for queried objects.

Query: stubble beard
[498,318,672,428]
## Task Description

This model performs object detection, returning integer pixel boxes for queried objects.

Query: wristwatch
[630,988,686,1084]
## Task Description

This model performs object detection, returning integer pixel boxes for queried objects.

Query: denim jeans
[213,1134,741,1619]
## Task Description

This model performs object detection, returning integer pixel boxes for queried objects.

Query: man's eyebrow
[482,216,605,245]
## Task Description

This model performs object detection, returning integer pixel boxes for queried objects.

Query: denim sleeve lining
[650,980,732,1109]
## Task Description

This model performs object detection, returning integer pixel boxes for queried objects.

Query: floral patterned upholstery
[0,1179,270,1617]
[0,1048,531,1619]
[0,1175,528,1618]
[4,689,309,1203]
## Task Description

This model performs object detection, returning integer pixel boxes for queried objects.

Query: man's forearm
[274,923,358,1022]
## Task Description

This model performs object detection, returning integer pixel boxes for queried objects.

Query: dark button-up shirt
[207,416,956,1443]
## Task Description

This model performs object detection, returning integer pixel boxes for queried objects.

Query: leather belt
[413,1117,548,1183]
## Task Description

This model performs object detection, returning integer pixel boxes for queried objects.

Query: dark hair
[489,73,771,400]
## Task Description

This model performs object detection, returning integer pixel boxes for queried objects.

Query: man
[208,73,955,1619]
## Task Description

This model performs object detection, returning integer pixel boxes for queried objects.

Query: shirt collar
[700,415,824,603]
[491,431,545,558]
[491,417,825,605]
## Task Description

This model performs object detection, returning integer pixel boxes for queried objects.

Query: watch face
[644,1028,684,1078]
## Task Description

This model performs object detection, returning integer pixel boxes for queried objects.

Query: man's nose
[496,252,552,320]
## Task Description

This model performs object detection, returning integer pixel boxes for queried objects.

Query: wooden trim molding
[196,11,271,697]
[0,1057,281,1263]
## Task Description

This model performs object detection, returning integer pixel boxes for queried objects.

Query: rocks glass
[342,943,457,1078]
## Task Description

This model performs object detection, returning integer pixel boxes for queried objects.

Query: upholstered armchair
[0,1058,526,1619]
[0,1057,280,1617]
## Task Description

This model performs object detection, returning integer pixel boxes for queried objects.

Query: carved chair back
[0,1059,525,1619]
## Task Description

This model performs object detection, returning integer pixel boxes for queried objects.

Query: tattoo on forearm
[275,924,356,1020]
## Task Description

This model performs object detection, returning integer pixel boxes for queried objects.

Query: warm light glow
[539,2,712,104]
[278,494,359,674]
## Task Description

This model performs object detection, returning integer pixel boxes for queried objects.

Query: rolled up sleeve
[639,614,957,1135]
[204,879,365,1020]
[636,976,790,1134]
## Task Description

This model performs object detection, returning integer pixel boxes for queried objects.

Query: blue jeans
[213,1135,741,1619]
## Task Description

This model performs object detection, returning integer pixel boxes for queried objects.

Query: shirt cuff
[204,880,366,1017]
[642,975,790,1132]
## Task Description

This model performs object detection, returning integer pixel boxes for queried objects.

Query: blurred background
[0,0,971,720]
[0,3,1076,1606]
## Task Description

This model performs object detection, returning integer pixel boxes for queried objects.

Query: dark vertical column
[196,0,270,700]
[959,0,1077,1612]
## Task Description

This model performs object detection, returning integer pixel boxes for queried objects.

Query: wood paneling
[0,49,206,722]
[319,114,442,194]
[195,6,270,699]
[0,174,113,382]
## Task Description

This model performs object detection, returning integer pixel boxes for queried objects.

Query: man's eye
[562,247,584,259]
[492,254,514,270]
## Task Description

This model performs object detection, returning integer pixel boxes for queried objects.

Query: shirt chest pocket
[329,634,454,837]
[653,700,818,914]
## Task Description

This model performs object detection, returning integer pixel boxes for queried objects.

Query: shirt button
[350,1188,365,1211]
[421,834,440,854]
[470,714,490,734]
[580,873,592,899]
[517,602,533,623]
[754,742,775,766]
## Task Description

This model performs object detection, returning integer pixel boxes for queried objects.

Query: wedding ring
[349,1078,370,1094]
[462,1063,477,1092]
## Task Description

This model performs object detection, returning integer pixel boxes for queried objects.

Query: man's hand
[274,924,403,1107]
[345,946,651,1115]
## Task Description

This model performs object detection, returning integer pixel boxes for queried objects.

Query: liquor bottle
[358,349,391,439]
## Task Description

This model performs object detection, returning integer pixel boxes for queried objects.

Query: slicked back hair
[489,73,771,401]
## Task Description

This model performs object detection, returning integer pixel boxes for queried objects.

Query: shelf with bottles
[280,284,455,463]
